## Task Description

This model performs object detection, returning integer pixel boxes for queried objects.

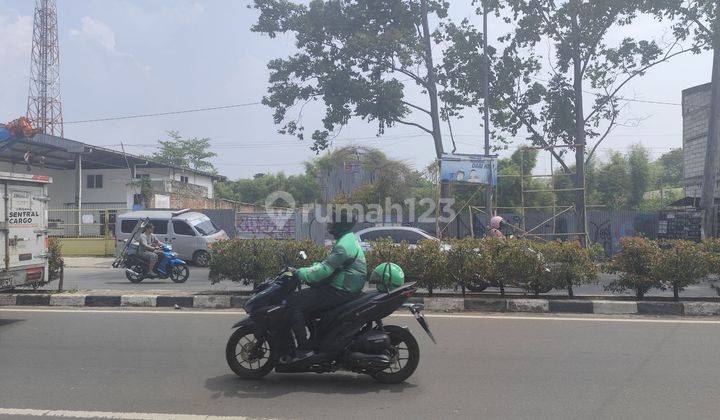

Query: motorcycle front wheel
[226,326,276,379]
[372,325,420,384]
[169,265,189,283]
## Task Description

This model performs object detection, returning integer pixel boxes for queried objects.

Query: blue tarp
[0,125,9,141]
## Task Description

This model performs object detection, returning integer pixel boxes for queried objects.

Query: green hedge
[208,236,714,300]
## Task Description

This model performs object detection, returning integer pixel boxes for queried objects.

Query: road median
[4,292,720,317]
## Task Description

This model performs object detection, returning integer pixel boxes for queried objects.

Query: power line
[64,101,263,124]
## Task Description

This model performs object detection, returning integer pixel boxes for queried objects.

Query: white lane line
[2,307,720,324]
[0,407,268,419]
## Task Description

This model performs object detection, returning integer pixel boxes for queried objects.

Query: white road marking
[0,407,268,419]
[2,307,720,324]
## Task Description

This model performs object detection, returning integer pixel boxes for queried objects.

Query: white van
[115,210,228,266]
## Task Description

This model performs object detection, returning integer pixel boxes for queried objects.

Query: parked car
[115,209,227,266]
[354,226,442,251]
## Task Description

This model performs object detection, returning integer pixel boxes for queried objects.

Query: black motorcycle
[225,267,435,384]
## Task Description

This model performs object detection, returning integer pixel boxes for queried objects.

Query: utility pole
[482,1,493,229]
[571,4,588,245]
[420,0,444,160]
[700,2,720,238]
[26,0,64,137]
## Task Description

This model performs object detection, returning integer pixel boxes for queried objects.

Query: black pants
[286,285,358,350]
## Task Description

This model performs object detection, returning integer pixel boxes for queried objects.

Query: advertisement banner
[440,154,497,185]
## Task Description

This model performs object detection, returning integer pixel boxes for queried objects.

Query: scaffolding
[472,144,590,244]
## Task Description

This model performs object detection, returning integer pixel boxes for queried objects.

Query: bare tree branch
[508,103,572,174]
[402,100,432,115]
[392,118,434,134]
[584,47,693,124]
[585,104,618,164]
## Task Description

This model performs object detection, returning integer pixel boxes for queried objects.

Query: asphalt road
[32,265,720,298]
[1,308,720,419]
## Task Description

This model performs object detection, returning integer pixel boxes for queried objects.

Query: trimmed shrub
[411,239,451,295]
[446,238,491,294]
[48,237,63,280]
[209,239,324,285]
[606,237,661,299]
[701,238,720,275]
[497,239,548,296]
[654,240,710,301]
[480,237,511,295]
[540,240,598,296]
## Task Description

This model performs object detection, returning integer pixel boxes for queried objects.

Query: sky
[0,0,713,180]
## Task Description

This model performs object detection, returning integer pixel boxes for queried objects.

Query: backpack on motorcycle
[371,262,405,292]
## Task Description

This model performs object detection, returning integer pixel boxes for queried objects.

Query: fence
[48,206,130,239]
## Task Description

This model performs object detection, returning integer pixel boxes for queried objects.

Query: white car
[354,226,441,251]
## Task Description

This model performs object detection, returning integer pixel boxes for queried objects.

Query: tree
[151,131,217,172]
[440,0,692,243]
[627,144,651,208]
[655,148,683,187]
[644,1,717,234]
[216,171,321,206]
[594,151,631,209]
[251,0,448,158]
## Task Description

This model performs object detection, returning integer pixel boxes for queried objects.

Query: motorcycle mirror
[299,251,307,260]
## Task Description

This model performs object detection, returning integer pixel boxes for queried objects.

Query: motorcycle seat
[315,291,381,322]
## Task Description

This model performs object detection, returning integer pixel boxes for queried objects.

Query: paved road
[37,266,250,293]
[32,265,720,298]
[1,308,720,419]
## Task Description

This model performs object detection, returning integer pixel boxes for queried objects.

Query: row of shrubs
[207,237,599,297]
[208,236,720,300]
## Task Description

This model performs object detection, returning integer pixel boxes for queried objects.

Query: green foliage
[445,238,491,291]
[539,240,598,294]
[496,239,547,296]
[251,0,449,152]
[701,238,720,275]
[654,148,683,188]
[48,237,63,280]
[654,240,710,301]
[208,239,324,285]
[217,171,321,206]
[627,145,651,208]
[606,237,662,299]
[150,131,217,172]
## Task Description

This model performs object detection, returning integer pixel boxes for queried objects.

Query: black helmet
[328,207,357,238]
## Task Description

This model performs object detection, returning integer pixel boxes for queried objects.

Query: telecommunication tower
[26,0,64,137]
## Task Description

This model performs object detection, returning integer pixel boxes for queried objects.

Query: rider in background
[488,216,507,240]
[139,223,160,275]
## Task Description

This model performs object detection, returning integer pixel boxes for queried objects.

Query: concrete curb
[3,293,720,317]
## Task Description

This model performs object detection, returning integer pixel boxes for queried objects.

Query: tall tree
[440,0,691,243]
[627,144,651,207]
[644,1,717,234]
[151,131,217,172]
[251,0,449,158]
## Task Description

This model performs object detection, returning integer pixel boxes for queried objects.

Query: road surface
[1,308,719,419]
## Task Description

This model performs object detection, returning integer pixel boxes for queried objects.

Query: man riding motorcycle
[139,223,160,275]
[285,208,367,362]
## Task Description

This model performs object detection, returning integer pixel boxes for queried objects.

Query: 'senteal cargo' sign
[8,210,40,225]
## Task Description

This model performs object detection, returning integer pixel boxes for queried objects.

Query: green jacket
[297,232,367,293]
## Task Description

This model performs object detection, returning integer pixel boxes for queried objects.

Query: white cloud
[0,12,32,61]
[70,16,149,74]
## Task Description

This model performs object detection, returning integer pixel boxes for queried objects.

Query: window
[149,219,168,235]
[120,219,167,234]
[359,230,394,242]
[87,174,103,188]
[180,176,189,184]
[86,174,103,189]
[194,219,219,236]
[121,219,138,234]
[173,221,195,236]
[389,229,425,244]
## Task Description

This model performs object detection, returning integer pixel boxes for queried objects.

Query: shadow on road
[205,373,417,399]
[0,318,26,327]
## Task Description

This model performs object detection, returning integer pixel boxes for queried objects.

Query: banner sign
[440,154,497,186]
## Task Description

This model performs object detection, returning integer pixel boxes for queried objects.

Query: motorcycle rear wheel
[226,326,275,379]
[372,325,420,384]
[125,264,145,283]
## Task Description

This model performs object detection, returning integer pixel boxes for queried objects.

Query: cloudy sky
[0,0,713,179]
